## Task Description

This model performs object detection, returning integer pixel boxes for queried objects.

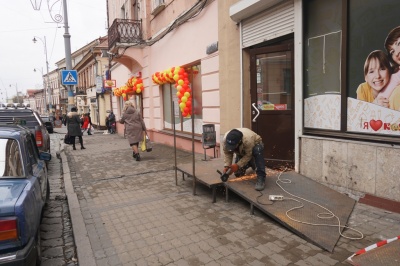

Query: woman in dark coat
[66,107,85,150]
[119,101,147,161]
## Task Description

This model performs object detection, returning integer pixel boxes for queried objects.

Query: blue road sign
[61,70,78,85]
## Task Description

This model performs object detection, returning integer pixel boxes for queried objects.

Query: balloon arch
[113,76,144,101]
[152,66,198,117]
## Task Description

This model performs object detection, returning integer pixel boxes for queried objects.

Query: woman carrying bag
[119,101,147,161]
[65,107,86,150]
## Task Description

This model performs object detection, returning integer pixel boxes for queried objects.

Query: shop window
[163,64,202,134]
[303,0,400,139]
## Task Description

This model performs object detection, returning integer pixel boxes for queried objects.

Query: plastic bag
[141,134,152,152]
[145,135,152,152]
[141,135,147,152]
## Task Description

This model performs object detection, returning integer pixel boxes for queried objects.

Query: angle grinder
[217,167,233,182]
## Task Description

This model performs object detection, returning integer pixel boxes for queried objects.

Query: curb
[59,140,96,266]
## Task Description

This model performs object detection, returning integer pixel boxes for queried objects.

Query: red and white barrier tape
[347,235,400,263]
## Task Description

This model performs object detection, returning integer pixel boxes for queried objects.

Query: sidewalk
[55,126,400,266]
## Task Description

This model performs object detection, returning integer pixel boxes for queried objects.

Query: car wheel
[35,228,42,266]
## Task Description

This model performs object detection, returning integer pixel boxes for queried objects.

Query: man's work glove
[223,166,233,176]
[230,164,239,173]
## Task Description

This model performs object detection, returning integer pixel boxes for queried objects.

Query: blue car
[0,124,51,265]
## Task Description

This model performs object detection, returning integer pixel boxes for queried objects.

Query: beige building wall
[218,0,241,140]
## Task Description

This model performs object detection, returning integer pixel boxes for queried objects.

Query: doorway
[250,39,294,169]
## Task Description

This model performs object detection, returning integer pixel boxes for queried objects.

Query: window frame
[161,63,203,136]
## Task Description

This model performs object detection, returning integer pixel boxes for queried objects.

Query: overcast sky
[0,0,107,101]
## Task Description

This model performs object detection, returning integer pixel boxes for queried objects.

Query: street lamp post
[33,36,51,114]
[34,68,47,114]
[31,0,74,112]
[62,0,74,112]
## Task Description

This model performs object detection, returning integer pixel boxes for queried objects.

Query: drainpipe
[239,22,243,127]
[92,48,100,129]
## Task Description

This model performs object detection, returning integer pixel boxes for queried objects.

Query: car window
[0,112,41,129]
[26,134,38,168]
[0,138,24,178]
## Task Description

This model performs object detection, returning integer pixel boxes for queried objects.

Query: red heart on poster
[370,120,383,131]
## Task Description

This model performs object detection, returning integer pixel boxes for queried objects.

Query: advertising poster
[304,0,400,136]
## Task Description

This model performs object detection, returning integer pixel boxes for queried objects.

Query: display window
[304,0,400,138]
[162,64,203,134]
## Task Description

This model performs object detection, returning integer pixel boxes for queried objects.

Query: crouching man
[222,128,266,191]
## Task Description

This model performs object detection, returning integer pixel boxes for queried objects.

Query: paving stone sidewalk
[56,126,400,266]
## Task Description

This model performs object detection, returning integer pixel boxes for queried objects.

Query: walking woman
[81,113,90,134]
[65,107,86,150]
[119,101,147,161]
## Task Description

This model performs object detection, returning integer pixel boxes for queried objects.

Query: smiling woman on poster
[356,26,400,110]
[379,26,400,110]
[356,50,392,107]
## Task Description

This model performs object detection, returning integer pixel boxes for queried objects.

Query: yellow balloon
[181,96,187,103]
[179,102,186,109]
[136,89,141,93]
[173,74,179,81]
[178,79,184,85]
[184,92,190,97]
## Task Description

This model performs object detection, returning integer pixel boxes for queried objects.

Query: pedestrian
[65,107,86,150]
[108,111,116,134]
[119,101,147,161]
[221,128,266,191]
[87,113,93,135]
[105,115,110,133]
[81,113,90,134]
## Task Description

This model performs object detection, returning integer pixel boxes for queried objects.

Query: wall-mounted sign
[104,80,116,88]
[96,76,103,93]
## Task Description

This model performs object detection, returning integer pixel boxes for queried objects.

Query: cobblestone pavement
[40,131,77,266]
[56,126,400,266]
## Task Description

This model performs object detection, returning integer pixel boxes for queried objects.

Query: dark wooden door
[250,40,295,169]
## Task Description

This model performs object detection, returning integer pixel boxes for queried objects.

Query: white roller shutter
[242,0,294,48]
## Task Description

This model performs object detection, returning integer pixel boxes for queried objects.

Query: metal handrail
[108,19,143,49]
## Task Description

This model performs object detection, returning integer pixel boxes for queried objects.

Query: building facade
[104,0,400,204]
[222,0,400,203]
[107,0,219,154]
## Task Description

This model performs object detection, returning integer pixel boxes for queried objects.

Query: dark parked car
[0,123,51,265]
[40,116,54,134]
[0,105,51,153]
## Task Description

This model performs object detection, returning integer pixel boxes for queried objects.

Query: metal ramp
[225,171,356,252]
[176,158,224,203]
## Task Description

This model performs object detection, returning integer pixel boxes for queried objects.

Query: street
[43,126,400,266]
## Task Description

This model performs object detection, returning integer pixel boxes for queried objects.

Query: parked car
[40,116,54,134]
[0,123,51,265]
[0,105,51,153]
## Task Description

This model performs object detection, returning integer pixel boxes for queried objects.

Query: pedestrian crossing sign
[61,70,78,85]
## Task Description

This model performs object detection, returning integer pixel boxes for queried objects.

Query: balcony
[108,19,143,50]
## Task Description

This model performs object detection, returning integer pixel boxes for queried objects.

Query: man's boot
[255,176,265,191]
